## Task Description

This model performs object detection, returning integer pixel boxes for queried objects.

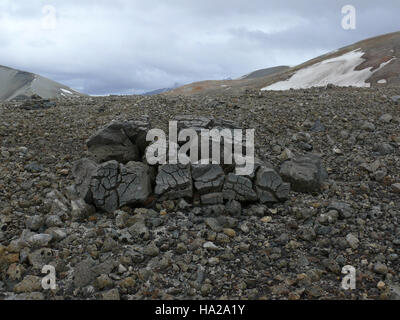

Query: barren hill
[0,65,84,101]
[166,31,400,96]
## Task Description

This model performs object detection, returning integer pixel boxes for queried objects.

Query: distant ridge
[166,31,400,96]
[0,65,85,101]
[238,66,290,80]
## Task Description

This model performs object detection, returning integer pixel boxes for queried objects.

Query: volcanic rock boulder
[279,154,328,193]
[90,160,153,213]
[72,159,153,213]
[71,158,99,203]
[154,164,193,200]
[255,167,290,203]
[72,117,291,214]
[86,119,150,164]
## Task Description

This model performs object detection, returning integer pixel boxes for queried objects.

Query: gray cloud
[0,0,399,94]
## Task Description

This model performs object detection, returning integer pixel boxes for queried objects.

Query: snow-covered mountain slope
[263,49,393,90]
[0,65,84,101]
[262,31,400,91]
[165,31,400,96]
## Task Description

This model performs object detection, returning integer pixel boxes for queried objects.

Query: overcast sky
[0,0,399,94]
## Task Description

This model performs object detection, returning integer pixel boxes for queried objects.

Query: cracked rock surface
[192,164,225,195]
[222,173,258,202]
[90,161,153,213]
[154,164,193,200]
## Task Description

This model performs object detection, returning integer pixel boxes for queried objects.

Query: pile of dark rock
[17,95,57,110]
[71,116,328,215]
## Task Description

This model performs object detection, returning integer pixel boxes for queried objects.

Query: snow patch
[60,88,73,95]
[262,49,393,91]
[377,79,387,84]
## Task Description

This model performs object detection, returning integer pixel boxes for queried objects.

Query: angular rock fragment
[71,199,96,221]
[255,166,290,203]
[327,201,353,219]
[154,164,193,200]
[279,154,328,193]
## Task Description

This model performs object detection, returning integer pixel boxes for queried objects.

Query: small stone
[203,241,219,251]
[374,262,388,275]
[176,243,187,254]
[361,121,375,131]
[379,114,392,123]
[239,223,250,233]
[59,169,69,176]
[102,288,120,300]
[223,228,236,238]
[177,199,191,210]
[144,243,159,257]
[95,274,113,290]
[7,263,25,280]
[392,183,400,194]
[71,199,95,222]
[377,281,386,290]
[279,148,294,161]
[311,119,325,132]
[261,216,272,223]
[28,234,53,248]
[45,215,63,228]
[328,201,353,219]
[14,275,42,293]
[118,264,127,274]
[346,234,359,249]
[201,283,213,296]
[205,218,222,232]
[208,257,219,266]
[26,216,44,231]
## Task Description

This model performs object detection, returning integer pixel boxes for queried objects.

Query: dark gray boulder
[86,120,150,164]
[255,166,290,203]
[89,160,153,213]
[279,154,328,193]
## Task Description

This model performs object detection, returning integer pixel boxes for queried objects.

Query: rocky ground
[0,86,399,300]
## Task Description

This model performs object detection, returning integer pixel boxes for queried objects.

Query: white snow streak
[262,49,393,91]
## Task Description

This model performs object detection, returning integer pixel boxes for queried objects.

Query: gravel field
[0,86,399,300]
